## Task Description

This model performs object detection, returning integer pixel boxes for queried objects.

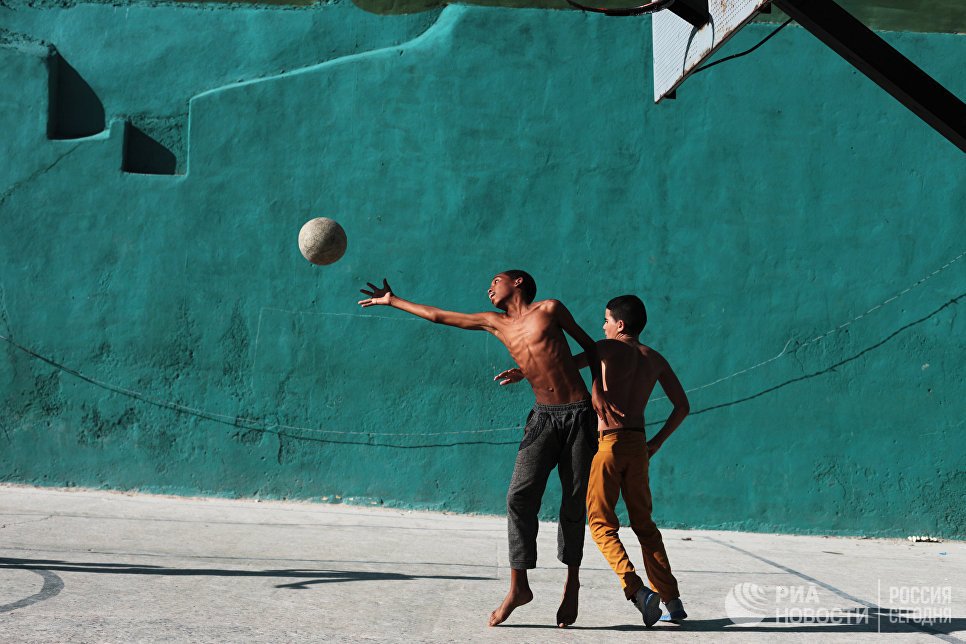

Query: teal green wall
[1,2,964,538]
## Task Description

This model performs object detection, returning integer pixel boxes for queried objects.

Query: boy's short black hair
[606,295,647,336]
[503,270,537,304]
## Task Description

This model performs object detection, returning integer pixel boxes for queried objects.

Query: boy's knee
[631,522,660,541]
[588,515,619,537]
[506,488,532,514]
[560,497,586,517]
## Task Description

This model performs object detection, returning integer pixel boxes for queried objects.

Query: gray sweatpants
[506,399,598,569]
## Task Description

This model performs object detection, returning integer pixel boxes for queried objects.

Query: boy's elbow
[677,401,690,417]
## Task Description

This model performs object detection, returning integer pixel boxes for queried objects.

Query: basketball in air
[298,217,347,265]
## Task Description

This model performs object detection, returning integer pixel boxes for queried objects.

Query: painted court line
[0,567,64,614]
[705,536,963,642]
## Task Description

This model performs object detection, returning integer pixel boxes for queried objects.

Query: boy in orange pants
[586,294,690,625]
[497,294,689,626]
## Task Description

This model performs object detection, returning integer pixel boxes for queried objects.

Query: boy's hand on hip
[592,383,624,426]
[494,368,524,386]
[358,279,394,307]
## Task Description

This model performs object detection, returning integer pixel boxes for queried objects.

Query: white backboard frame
[652,0,772,102]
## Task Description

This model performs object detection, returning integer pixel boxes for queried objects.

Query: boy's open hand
[358,279,394,307]
[494,368,524,386]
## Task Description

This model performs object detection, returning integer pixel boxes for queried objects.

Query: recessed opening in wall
[122,123,177,175]
[47,52,105,140]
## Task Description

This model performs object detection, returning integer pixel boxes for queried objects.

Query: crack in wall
[674,292,966,423]
[0,283,12,336]
[3,290,963,450]
[0,145,79,209]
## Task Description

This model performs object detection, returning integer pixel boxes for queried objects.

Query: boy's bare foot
[556,585,580,627]
[556,565,581,627]
[488,587,533,626]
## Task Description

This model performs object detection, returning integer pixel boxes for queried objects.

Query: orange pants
[586,431,680,601]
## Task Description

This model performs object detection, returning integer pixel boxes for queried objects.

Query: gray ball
[298,217,347,265]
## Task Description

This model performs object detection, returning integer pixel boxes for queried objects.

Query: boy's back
[597,339,674,431]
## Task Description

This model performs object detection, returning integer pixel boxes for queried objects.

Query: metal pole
[773,0,966,153]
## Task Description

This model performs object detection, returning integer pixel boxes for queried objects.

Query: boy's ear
[616,319,625,333]
[512,277,524,288]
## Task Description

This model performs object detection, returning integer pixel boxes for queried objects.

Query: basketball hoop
[565,0,676,17]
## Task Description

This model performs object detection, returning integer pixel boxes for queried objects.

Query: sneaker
[630,587,662,627]
[664,598,688,623]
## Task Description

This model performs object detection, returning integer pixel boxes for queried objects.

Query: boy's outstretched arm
[359,279,497,331]
[648,355,690,457]
[549,300,623,425]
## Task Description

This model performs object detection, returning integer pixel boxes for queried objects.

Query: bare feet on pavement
[488,587,533,627]
[556,578,580,627]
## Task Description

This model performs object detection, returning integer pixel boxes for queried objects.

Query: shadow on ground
[0,556,492,589]
[501,612,966,635]
[2,556,963,636]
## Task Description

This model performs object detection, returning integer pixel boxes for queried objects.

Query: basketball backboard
[651,0,772,102]
[566,0,964,152]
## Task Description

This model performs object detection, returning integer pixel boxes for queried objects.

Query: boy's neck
[615,333,639,345]
[504,296,531,317]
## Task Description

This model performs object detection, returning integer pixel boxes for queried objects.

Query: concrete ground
[0,485,963,643]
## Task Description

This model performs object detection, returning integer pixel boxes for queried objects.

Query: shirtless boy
[358,271,621,628]
[497,294,690,626]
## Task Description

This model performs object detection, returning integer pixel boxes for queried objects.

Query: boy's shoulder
[595,338,624,349]
[636,343,670,368]
[596,339,645,361]
[530,299,564,315]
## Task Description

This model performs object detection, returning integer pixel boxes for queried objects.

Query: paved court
[1,485,962,643]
